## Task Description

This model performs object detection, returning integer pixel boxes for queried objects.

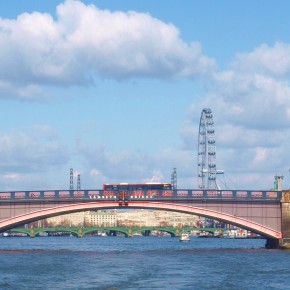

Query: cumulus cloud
[0,0,215,99]
[206,41,290,135]
[0,173,40,192]
[217,124,289,149]
[0,126,69,174]
[232,42,290,78]
[182,42,290,189]
[212,74,290,131]
[211,43,290,131]
[76,140,194,187]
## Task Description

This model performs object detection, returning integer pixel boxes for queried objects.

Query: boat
[197,231,211,238]
[133,232,142,236]
[38,232,48,237]
[179,233,190,242]
[223,229,248,239]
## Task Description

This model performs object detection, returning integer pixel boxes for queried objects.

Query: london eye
[197,108,217,189]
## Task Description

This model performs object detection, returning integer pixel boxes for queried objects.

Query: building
[116,210,198,227]
[46,212,85,227]
[84,210,117,227]
[45,210,198,228]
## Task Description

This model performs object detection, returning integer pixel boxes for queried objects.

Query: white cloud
[182,42,290,189]
[0,126,69,174]
[211,42,290,131]
[0,172,41,191]
[3,173,25,182]
[76,140,194,187]
[0,0,215,99]
[208,42,290,134]
[232,42,290,78]
[217,124,289,149]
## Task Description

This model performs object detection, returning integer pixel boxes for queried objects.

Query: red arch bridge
[1,188,290,248]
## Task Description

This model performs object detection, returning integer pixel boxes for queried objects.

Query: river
[0,236,290,290]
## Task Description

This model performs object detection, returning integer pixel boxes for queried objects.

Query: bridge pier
[29,228,35,238]
[128,227,133,238]
[265,238,280,249]
[280,191,290,249]
[174,226,181,237]
[278,238,290,249]
[265,238,290,249]
[78,227,83,238]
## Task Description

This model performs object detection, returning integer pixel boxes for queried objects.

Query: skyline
[0,0,290,191]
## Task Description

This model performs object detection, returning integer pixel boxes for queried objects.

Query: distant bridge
[1,188,290,248]
[9,226,219,238]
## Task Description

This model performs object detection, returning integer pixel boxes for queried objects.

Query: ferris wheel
[197,108,217,189]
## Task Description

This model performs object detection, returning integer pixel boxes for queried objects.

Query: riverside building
[45,210,198,227]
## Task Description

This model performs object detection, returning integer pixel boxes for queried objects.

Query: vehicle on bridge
[103,182,173,200]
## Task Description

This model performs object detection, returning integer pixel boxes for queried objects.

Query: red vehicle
[103,183,173,199]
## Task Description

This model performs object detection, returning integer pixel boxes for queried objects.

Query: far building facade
[44,210,198,228]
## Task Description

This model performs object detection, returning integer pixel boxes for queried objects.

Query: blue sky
[0,0,290,191]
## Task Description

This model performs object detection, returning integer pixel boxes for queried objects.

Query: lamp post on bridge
[274,174,284,191]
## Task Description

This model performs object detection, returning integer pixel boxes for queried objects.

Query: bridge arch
[11,227,80,238]
[82,227,129,237]
[131,227,177,237]
[0,201,282,239]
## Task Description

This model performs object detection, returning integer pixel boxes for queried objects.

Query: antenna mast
[77,174,81,191]
[171,167,177,189]
[70,168,74,190]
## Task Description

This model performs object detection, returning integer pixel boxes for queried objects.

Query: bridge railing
[0,189,282,202]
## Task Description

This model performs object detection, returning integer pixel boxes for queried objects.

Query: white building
[46,212,85,227]
[46,210,198,228]
[84,211,117,227]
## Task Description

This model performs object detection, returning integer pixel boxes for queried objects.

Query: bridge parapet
[0,189,282,202]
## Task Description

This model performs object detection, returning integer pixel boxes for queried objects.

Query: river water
[0,236,290,290]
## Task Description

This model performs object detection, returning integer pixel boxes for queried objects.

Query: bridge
[1,188,290,248]
[9,226,219,238]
